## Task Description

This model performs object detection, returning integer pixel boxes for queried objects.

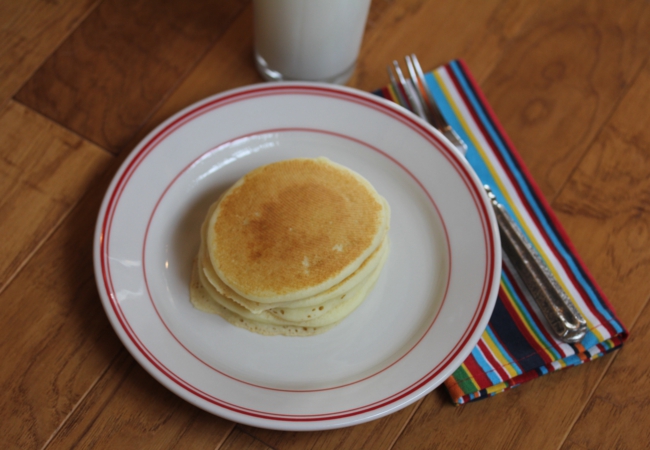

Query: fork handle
[486,187,587,343]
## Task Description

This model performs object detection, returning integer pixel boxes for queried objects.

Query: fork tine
[410,54,468,154]
[405,55,436,126]
[386,64,409,109]
[409,55,446,128]
[394,60,428,120]
[392,61,415,111]
[393,61,408,88]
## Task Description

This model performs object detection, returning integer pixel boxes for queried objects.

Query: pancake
[207,157,389,303]
[190,157,390,336]
[190,240,388,335]
[190,262,338,336]
[199,202,388,313]
[196,238,388,325]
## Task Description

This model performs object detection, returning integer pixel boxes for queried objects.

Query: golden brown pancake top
[210,158,384,298]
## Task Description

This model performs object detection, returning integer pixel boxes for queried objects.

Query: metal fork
[388,55,587,343]
[388,57,467,155]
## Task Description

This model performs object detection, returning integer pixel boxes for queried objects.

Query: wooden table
[2,0,649,448]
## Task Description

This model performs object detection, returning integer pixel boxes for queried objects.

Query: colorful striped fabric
[376,60,628,404]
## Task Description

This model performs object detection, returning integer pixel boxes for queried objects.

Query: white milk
[253,0,372,84]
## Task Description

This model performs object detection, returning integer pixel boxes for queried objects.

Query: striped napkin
[376,60,628,404]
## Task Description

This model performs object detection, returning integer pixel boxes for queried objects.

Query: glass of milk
[253,0,372,84]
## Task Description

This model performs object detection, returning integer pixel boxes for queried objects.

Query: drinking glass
[253,0,372,84]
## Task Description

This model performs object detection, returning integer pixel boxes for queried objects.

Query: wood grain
[0,164,122,448]
[47,350,235,449]
[131,0,542,154]
[0,100,112,292]
[220,428,274,450]
[123,3,261,150]
[481,0,650,201]
[130,0,545,130]
[390,356,615,449]
[0,0,99,107]
[349,0,544,92]
[15,0,249,153]
[553,61,650,449]
[561,302,650,449]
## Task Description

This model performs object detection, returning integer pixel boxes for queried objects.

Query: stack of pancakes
[190,157,390,336]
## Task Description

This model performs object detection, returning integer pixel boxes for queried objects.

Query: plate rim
[93,82,501,430]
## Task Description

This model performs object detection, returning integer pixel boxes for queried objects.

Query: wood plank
[349,0,544,92]
[122,2,261,150]
[481,0,650,200]
[242,401,420,450]
[47,350,235,449]
[554,61,650,450]
[128,0,545,149]
[0,100,112,292]
[0,163,123,448]
[0,0,99,107]
[219,428,274,450]
[390,354,617,449]
[561,302,650,449]
[15,0,249,153]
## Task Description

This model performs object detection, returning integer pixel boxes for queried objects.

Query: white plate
[94,82,501,430]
